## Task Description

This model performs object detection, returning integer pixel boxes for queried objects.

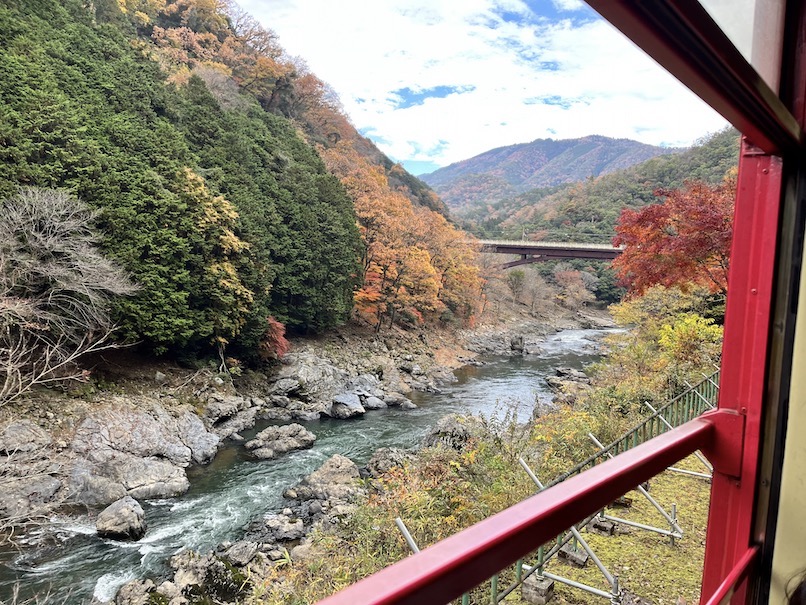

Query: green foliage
[658,313,723,385]
[593,264,625,305]
[176,76,360,344]
[0,0,361,357]
[506,268,525,300]
[588,285,723,415]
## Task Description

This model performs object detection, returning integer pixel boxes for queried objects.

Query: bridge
[475,239,624,268]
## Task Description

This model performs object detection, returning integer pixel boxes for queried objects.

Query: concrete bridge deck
[474,239,623,267]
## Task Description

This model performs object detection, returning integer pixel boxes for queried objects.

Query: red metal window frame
[701,147,782,602]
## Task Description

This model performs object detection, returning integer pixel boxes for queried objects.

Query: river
[0,328,609,604]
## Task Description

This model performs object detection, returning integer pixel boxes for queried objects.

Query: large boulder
[327,393,365,419]
[199,392,261,439]
[0,420,52,453]
[202,392,249,426]
[211,406,259,440]
[282,455,366,528]
[366,447,415,478]
[169,550,248,602]
[71,404,220,467]
[175,412,220,464]
[112,456,190,500]
[72,408,192,465]
[259,513,305,542]
[545,367,593,405]
[383,392,417,410]
[283,454,362,503]
[96,496,147,540]
[222,540,259,567]
[0,420,63,520]
[245,424,316,460]
[0,476,62,519]
[275,352,348,406]
[422,414,484,451]
[270,378,301,396]
[70,472,127,507]
[114,579,155,605]
[347,373,385,398]
[362,396,386,410]
[68,401,218,505]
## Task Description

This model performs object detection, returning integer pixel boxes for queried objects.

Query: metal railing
[546,369,719,489]
[475,239,625,251]
[317,418,717,605]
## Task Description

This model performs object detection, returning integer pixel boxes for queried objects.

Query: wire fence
[545,369,719,490]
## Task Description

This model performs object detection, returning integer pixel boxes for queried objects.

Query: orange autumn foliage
[321,144,482,331]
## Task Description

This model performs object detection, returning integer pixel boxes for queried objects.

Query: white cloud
[552,0,587,11]
[238,0,727,171]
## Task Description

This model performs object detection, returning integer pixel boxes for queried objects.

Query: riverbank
[0,307,613,603]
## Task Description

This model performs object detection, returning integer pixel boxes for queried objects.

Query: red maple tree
[613,176,736,296]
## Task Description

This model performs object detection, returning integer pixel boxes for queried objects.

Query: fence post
[610,574,621,605]
[670,504,677,546]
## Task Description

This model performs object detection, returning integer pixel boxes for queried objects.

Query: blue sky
[239,0,727,175]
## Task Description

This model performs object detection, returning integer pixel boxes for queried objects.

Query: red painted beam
[703,547,760,605]
[701,146,783,602]
[584,1,804,154]
[317,419,714,605]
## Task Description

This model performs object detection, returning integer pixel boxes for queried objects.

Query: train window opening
[314,2,806,603]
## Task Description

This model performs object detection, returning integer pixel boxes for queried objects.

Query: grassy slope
[547,455,709,605]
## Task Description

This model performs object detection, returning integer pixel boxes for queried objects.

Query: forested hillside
[421,135,680,211]
[463,127,740,240]
[0,0,472,365]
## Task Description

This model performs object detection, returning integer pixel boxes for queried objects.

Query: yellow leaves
[207,262,253,305]
[219,228,248,254]
[658,313,722,380]
[175,168,253,342]
[461,447,478,466]
[166,64,192,86]
[599,284,723,404]
[133,11,151,25]
[198,192,236,225]
[179,166,206,196]
[117,0,167,17]
[179,168,241,230]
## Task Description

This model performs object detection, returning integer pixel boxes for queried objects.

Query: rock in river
[96,496,147,540]
[68,401,220,505]
[327,393,365,419]
[245,423,316,460]
[283,454,365,521]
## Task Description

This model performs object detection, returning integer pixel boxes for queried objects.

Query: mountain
[421,135,681,210]
[463,128,740,242]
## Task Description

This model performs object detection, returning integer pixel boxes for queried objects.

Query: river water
[0,328,608,604]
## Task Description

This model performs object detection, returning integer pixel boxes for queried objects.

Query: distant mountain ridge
[458,127,740,243]
[421,135,681,209]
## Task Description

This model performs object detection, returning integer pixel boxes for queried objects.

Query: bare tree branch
[0,188,138,407]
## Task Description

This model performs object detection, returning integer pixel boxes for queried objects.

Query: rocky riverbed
[0,311,614,603]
